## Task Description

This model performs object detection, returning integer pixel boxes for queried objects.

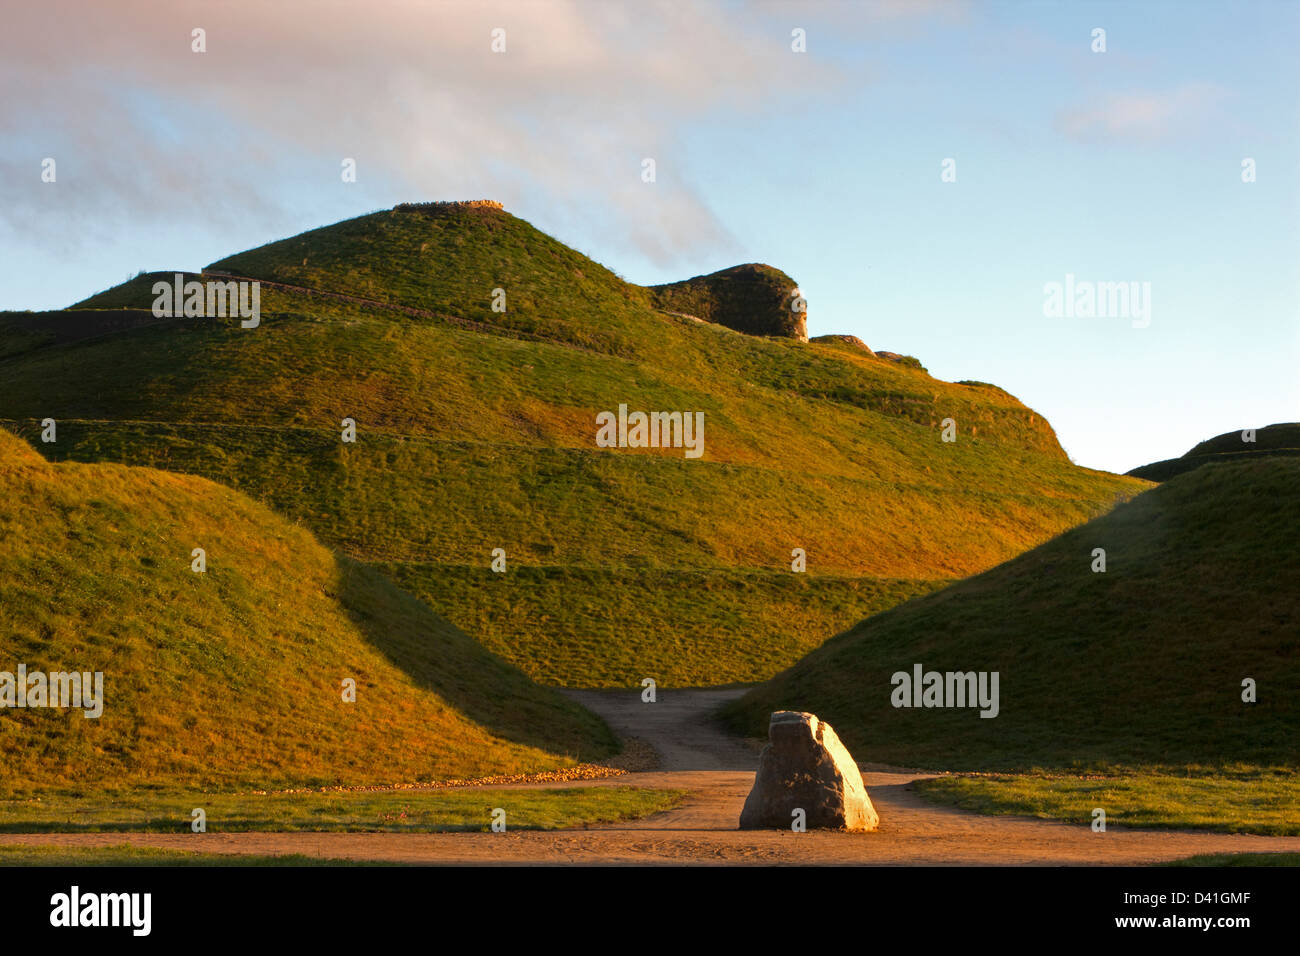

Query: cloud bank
[1,0,876,267]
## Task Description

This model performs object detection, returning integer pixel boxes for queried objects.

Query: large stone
[739,711,879,832]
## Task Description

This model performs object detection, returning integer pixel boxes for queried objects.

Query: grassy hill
[0,201,1147,686]
[1127,423,1300,482]
[0,428,614,796]
[722,458,1299,770]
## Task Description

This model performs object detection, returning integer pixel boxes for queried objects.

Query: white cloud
[1055,83,1231,145]
[0,0,899,267]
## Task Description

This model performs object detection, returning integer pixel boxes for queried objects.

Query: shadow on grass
[334,554,620,760]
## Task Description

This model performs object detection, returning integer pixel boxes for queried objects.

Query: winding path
[6,690,1298,865]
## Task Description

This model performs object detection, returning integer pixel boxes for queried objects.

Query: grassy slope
[1,204,1146,686]
[723,459,1299,770]
[1127,422,1300,481]
[0,429,614,796]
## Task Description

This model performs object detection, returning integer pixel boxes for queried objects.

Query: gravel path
[7,689,1298,865]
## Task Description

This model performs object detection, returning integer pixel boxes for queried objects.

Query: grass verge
[0,844,402,866]
[0,786,684,834]
[913,768,1300,836]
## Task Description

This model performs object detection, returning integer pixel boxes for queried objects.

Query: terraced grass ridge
[723,458,1300,770]
[0,200,1148,686]
[0,428,614,796]
[1127,422,1300,482]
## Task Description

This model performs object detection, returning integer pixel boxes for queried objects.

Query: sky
[2,0,1296,473]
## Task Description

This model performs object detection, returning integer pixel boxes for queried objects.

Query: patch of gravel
[596,737,660,772]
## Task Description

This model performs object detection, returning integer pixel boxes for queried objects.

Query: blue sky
[2,0,1296,472]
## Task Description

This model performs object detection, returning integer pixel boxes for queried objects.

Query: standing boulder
[739,711,879,831]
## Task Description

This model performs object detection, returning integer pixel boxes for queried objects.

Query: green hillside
[722,459,1300,770]
[1127,423,1300,481]
[0,201,1147,686]
[0,428,614,796]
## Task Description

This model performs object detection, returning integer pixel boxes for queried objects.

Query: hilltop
[722,458,1300,769]
[0,428,614,795]
[0,201,1147,686]
[1128,423,1300,481]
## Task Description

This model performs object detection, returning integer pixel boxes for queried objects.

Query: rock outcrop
[739,711,879,831]
[811,333,875,356]
[650,263,808,341]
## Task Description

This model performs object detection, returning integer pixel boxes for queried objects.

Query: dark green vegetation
[1128,422,1300,481]
[650,263,807,339]
[0,201,1146,686]
[914,768,1300,836]
[724,459,1300,770]
[0,785,682,833]
[0,428,614,796]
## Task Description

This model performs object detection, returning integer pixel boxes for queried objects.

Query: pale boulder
[739,711,879,832]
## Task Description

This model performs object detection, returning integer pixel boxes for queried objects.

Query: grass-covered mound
[1,202,1146,686]
[723,459,1299,770]
[0,429,614,796]
[650,263,806,339]
[1128,423,1300,481]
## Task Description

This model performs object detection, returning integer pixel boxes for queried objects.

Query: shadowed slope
[724,459,1300,769]
[1128,423,1300,481]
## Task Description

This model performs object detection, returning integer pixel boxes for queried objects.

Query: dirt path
[7,690,1299,865]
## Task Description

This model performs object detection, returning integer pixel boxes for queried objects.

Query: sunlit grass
[914,767,1300,836]
[0,204,1144,687]
[0,430,616,796]
[0,786,684,833]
